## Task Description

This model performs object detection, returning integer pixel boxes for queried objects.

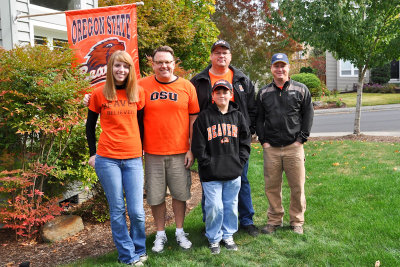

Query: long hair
[103,50,138,102]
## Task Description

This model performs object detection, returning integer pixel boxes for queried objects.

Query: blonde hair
[103,50,138,102]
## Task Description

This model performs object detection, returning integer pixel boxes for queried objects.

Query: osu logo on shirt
[150,91,178,102]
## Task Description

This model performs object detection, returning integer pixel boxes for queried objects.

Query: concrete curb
[311,131,400,137]
[314,104,400,115]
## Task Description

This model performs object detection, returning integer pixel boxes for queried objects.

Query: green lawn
[325,92,400,107]
[64,140,400,266]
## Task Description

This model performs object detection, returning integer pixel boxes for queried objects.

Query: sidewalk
[312,104,400,137]
[314,103,400,115]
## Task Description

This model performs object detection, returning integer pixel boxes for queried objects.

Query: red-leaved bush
[0,163,67,241]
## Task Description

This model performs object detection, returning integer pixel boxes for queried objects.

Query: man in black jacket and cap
[256,53,314,235]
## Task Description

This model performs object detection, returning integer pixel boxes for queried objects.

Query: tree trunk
[353,66,367,134]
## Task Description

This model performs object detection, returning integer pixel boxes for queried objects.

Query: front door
[391,60,399,80]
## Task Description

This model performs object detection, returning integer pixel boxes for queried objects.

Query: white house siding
[326,51,370,92]
[0,14,3,47]
[326,52,337,91]
[0,0,18,49]
[16,0,30,45]
[0,0,31,49]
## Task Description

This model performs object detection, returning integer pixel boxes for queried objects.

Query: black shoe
[240,224,259,237]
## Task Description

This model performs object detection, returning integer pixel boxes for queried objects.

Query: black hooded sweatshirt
[192,102,251,182]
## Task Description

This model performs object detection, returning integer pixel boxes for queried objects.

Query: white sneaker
[152,234,167,253]
[130,260,144,266]
[176,231,192,250]
[222,237,238,251]
[139,253,148,263]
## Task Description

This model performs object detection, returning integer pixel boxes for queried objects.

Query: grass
[63,140,400,266]
[323,92,400,107]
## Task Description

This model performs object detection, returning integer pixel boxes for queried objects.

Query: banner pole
[15,2,144,20]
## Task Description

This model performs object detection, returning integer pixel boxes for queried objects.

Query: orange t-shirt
[138,76,200,155]
[209,69,234,102]
[88,86,145,159]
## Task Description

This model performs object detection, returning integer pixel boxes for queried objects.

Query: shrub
[0,165,67,240]
[370,64,391,84]
[0,45,92,196]
[290,73,323,99]
[0,45,101,241]
[363,83,395,93]
[71,182,109,223]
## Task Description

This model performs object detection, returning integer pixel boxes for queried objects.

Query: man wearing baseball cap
[191,40,258,237]
[192,79,251,254]
[256,53,314,235]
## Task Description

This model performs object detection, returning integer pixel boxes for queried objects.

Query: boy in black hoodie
[192,79,251,254]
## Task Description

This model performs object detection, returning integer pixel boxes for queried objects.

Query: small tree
[269,0,400,134]
[212,0,303,85]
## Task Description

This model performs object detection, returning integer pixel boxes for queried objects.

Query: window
[30,0,81,11]
[34,35,48,46]
[34,35,68,50]
[53,38,68,50]
[340,60,359,77]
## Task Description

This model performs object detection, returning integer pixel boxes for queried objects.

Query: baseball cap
[271,53,289,65]
[211,40,231,52]
[212,79,233,92]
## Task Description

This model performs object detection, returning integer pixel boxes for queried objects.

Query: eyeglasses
[154,60,174,66]
[212,52,230,56]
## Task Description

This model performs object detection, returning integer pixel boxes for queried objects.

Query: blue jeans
[95,155,146,264]
[201,160,255,226]
[238,160,255,226]
[202,177,241,243]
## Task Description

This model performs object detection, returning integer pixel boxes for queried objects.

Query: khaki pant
[144,153,191,206]
[263,142,306,226]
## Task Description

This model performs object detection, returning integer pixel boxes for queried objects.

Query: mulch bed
[0,172,202,267]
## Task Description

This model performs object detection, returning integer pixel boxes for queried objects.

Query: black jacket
[190,65,257,134]
[256,79,314,147]
[192,102,251,182]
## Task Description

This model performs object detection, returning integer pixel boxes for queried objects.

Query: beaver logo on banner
[81,38,125,85]
[65,4,140,89]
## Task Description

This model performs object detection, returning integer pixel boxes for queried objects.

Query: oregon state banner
[65,4,140,90]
